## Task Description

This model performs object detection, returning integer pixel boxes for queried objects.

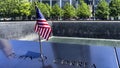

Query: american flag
[34,6,52,40]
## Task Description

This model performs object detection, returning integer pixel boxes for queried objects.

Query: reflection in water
[39,55,53,68]
[0,39,15,58]
[42,65,53,68]
[42,60,53,68]
[51,43,91,68]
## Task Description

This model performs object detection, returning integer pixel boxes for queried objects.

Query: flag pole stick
[114,47,120,68]
[38,35,46,68]
[38,35,44,61]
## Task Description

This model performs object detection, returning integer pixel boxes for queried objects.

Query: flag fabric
[34,6,52,40]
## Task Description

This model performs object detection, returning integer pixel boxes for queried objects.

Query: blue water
[0,39,119,68]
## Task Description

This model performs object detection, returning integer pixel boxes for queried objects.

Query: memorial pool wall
[0,21,120,40]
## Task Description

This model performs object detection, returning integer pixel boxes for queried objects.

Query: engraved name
[53,58,96,68]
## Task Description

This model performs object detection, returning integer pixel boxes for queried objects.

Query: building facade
[29,0,111,7]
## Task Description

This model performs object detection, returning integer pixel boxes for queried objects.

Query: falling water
[0,21,37,40]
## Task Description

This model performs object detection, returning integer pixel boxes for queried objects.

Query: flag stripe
[34,24,38,32]
[41,28,45,37]
[45,28,51,39]
[37,22,48,25]
[45,28,50,39]
[43,28,48,38]
[37,20,47,22]
[39,28,43,36]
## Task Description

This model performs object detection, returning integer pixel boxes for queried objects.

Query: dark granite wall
[1,21,120,40]
[52,21,120,39]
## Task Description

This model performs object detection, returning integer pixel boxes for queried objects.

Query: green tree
[29,2,36,20]
[76,0,91,19]
[37,2,50,19]
[20,2,31,20]
[45,3,52,19]
[109,0,120,20]
[10,0,23,20]
[0,0,19,18]
[63,2,76,20]
[0,0,30,20]
[95,0,109,20]
[52,4,64,20]
[0,0,6,17]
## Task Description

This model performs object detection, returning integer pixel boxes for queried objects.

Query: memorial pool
[0,36,120,68]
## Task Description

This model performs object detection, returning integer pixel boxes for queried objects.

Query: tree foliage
[0,0,120,20]
[0,0,20,18]
[37,2,50,19]
[45,3,52,19]
[29,2,36,17]
[20,2,31,16]
[95,0,109,20]
[63,2,76,19]
[52,4,64,20]
[76,0,91,19]
[109,0,120,19]
[0,0,31,20]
